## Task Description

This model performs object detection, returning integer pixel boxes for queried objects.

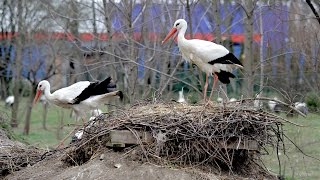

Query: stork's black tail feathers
[215,70,236,84]
[209,53,243,67]
[116,91,124,101]
[72,77,120,104]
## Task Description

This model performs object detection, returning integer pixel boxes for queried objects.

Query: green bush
[305,92,320,113]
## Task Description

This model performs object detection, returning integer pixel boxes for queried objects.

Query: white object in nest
[268,97,279,111]
[253,93,263,109]
[91,109,102,116]
[114,163,122,168]
[294,102,308,115]
[89,116,96,121]
[217,97,223,103]
[229,98,237,102]
[74,129,84,140]
[177,87,186,103]
[154,131,167,144]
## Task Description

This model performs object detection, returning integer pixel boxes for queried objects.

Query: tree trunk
[212,0,228,100]
[126,1,138,102]
[259,4,264,93]
[69,0,82,83]
[23,85,35,135]
[212,1,222,44]
[242,1,254,97]
[56,110,64,140]
[102,0,118,97]
[186,0,193,38]
[11,1,23,128]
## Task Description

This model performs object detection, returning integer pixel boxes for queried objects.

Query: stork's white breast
[178,38,231,75]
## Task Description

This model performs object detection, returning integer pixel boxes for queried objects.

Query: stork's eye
[176,23,180,26]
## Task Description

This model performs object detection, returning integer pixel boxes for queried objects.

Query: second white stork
[33,77,123,123]
[162,19,243,101]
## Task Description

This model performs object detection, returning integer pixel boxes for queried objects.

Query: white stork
[162,19,243,101]
[33,77,123,123]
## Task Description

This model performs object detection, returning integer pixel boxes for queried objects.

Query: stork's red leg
[203,73,209,101]
[208,73,218,101]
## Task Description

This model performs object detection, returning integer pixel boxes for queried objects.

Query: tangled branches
[0,129,42,177]
[63,101,285,178]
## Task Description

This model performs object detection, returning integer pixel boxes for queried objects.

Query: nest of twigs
[0,129,42,177]
[63,101,285,178]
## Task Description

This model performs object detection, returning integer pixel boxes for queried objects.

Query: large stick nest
[63,101,285,177]
[0,129,42,177]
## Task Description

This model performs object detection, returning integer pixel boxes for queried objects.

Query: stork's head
[162,19,187,44]
[37,80,49,91]
[173,19,187,31]
[33,80,49,106]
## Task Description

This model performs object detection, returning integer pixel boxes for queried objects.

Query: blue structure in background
[130,1,286,79]
[0,44,46,81]
[0,45,15,80]
[137,44,145,79]
[0,2,318,82]
[21,45,47,81]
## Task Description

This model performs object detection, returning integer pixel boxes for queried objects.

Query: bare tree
[0,0,14,99]
[241,0,256,97]
[11,1,24,128]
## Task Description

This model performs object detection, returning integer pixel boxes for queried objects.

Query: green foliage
[305,92,320,113]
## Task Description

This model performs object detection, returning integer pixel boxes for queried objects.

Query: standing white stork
[33,77,123,123]
[162,19,243,101]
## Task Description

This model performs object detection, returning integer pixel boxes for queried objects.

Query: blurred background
[0,0,319,178]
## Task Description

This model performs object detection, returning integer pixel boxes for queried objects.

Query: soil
[1,133,275,180]
[5,150,221,180]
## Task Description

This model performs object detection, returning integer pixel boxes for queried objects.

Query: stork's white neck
[42,81,54,102]
[177,25,188,43]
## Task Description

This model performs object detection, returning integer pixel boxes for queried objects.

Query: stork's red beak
[162,28,177,44]
[33,89,42,106]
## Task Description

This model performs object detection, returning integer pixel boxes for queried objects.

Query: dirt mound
[7,149,274,180]
[7,151,224,180]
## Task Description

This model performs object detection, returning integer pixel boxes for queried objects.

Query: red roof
[0,32,261,43]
